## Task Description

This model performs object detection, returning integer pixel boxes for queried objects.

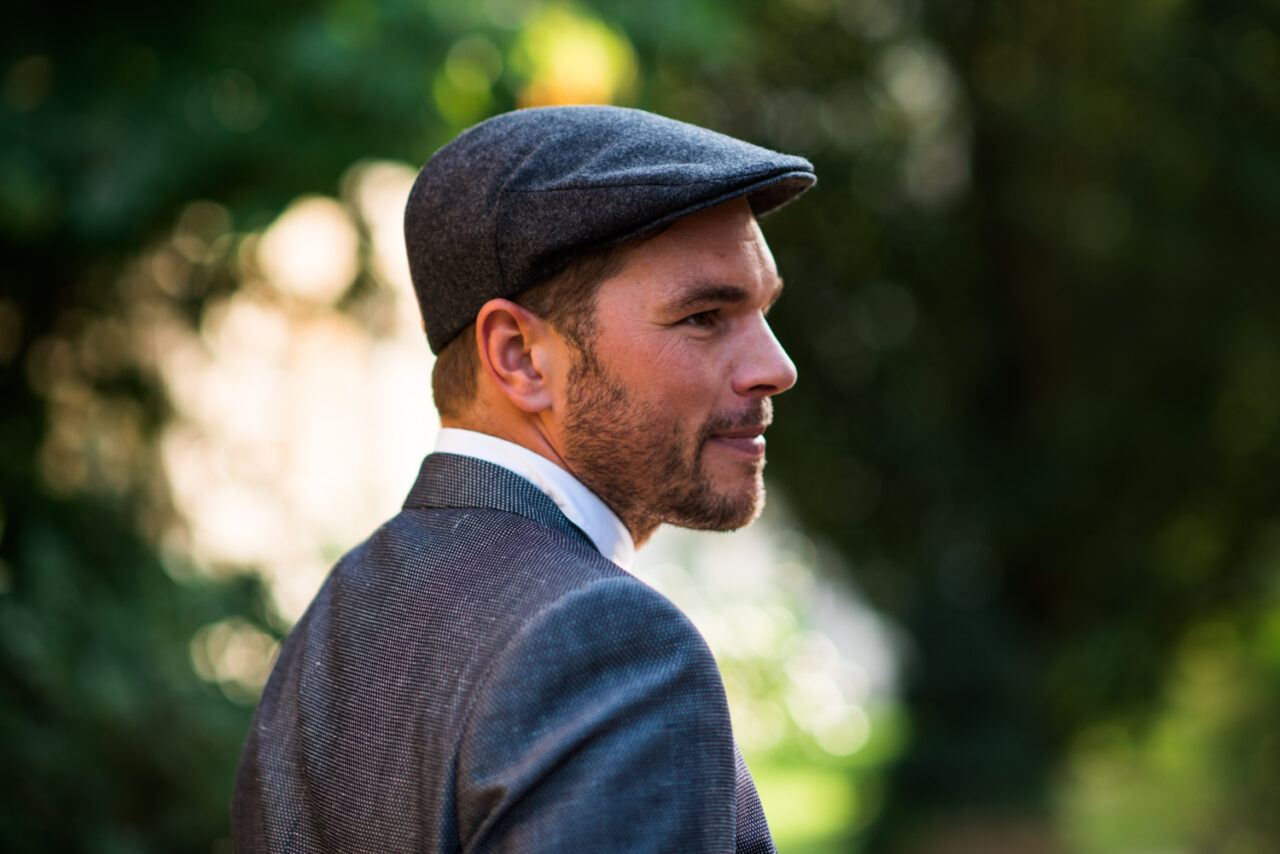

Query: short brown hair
[431,245,629,419]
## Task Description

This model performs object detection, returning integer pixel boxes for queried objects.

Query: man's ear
[474,299,563,413]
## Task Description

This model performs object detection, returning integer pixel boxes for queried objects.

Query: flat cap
[404,105,816,353]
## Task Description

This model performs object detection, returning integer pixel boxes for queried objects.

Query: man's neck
[443,408,661,546]
[433,426,638,568]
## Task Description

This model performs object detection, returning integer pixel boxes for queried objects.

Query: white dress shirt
[433,428,636,570]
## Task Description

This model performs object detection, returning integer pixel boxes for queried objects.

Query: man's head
[404,106,815,542]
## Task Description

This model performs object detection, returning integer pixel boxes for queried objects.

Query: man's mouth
[703,400,773,460]
[706,425,768,459]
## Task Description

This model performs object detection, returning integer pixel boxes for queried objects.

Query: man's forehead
[607,201,776,282]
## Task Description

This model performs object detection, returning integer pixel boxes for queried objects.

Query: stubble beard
[560,344,770,543]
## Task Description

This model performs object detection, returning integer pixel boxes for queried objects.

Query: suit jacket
[233,452,777,853]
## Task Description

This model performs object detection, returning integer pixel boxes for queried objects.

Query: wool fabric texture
[404,105,816,353]
[232,453,778,852]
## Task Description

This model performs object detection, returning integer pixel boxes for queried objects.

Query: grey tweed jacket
[232,452,777,853]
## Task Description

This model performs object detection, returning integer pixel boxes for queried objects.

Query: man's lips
[706,426,768,459]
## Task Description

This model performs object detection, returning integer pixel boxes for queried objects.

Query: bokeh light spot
[190,618,279,704]
[511,5,637,107]
[256,195,360,305]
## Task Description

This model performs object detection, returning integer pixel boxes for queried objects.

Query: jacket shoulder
[456,576,739,852]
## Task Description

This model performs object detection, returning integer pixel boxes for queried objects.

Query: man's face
[552,198,797,542]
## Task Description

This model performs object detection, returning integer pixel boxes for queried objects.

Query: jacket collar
[403,452,595,551]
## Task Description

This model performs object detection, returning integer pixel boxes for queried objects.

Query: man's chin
[699,500,763,532]
[666,476,764,532]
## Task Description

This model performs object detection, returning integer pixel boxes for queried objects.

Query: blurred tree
[1,2,466,850]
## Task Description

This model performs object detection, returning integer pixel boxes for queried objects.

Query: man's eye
[684,310,718,328]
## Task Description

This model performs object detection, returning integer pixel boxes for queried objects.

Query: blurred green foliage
[4,0,1280,851]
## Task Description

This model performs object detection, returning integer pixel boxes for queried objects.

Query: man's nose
[733,317,798,397]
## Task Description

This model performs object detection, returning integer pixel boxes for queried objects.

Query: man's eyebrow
[669,279,786,312]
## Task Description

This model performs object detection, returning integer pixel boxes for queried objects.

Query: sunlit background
[5,0,1280,852]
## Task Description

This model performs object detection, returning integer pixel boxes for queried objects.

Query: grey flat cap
[404,105,816,353]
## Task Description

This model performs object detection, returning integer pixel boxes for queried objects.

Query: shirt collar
[433,428,636,570]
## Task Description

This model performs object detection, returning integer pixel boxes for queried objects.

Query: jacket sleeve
[454,576,739,853]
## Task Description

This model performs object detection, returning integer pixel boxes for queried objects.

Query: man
[233,105,815,852]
